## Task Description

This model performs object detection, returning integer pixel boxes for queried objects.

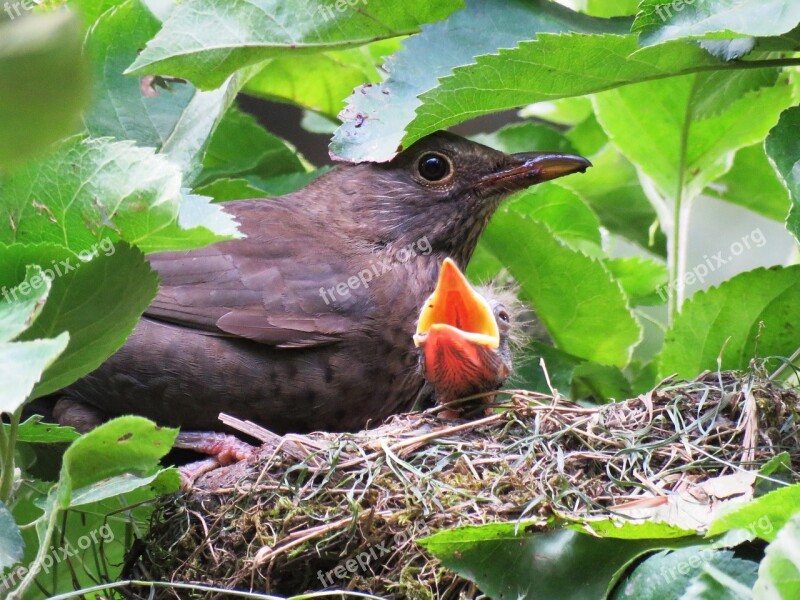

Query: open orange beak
[414,258,499,350]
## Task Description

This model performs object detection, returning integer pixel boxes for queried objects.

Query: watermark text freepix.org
[653,0,712,22]
[657,228,766,301]
[1,523,114,592]
[316,530,408,586]
[318,236,432,305]
[3,0,43,20]
[317,0,367,22]
[644,515,773,588]
[0,237,116,305]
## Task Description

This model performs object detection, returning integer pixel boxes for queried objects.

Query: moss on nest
[127,370,800,599]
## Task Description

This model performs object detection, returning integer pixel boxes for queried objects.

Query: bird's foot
[174,431,254,465]
[173,431,255,490]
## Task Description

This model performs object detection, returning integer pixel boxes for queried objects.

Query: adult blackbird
[57,131,589,435]
[414,258,514,417]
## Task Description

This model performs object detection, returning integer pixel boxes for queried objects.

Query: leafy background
[1,0,799,597]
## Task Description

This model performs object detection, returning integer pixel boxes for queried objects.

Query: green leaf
[571,361,632,402]
[571,518,697,540]
[700,38,757,61]
[301,109,339,134]
[658,266,800,379]
[196,108,305,186]
[566,112,610,156]
[506,184,602,249]
[158,70,252,183]
[0,337,68,414]
[753,512,800,599]
[482,211,641,367]
[194,178,269,202]
[83,0,250,181]
[593,74,794,201]
[0,501,24,571]
[0,243,157,399]
[59,415,178,505]
[0,266,69,414]
[708,484,800,543]
[691,68,780,119]
[5,416,80,444]
[69,0,128,26]
[633,0,800,47]
[0,11,90,170]
[68,469,180,508]
[606,257,669,306]
[579,0,640,18]
[473,121,578,156]
[755,452,794,497]
[520,96,594,126]
[420,522,698,600]
[765,106,800,242]
[140,191,243,252]
[245,40,400,118]
[10,243,159,397]
[83,0,251,181]
[332,0,728,162]
[0,136,239,254]
[558,144,667,255]
[611,547,758,600]
[708,144,790,222]
[126,0,462,89]
[245,168,331,196]
[0,266,50,343]
[684,562,758,600]
[508,340,580,393]
[83,0,195,148]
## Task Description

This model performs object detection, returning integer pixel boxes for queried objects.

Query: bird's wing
[145,200,373,348]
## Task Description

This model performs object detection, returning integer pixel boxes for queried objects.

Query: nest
[128,370,800,599]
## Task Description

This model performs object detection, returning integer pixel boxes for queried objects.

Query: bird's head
[335,131,590,266]
[413,258,515,413]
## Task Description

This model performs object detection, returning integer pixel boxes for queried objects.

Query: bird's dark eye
[498,310,510,323]
[417,153,452,182]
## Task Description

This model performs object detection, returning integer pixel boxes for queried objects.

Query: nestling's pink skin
[414,259,512,418]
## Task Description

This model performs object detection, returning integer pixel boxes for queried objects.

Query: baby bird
[414,258,519,418]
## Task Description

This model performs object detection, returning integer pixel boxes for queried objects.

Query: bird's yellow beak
[413,258,499,349]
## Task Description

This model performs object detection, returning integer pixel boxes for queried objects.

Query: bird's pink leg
[173,431,255,489]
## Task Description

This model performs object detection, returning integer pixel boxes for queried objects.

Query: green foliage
[633,0,800,46]
[244,40,401,118]
[753,513,800,598]
[331,0,730,162]
[59,416,177,501]
[612,547,759,599]
[766,106,800,241]
[708,483,800,543]
[196,108,305,186]
[126,0,463,89]
[0,11,90,170]
[0,267,68,415]
[420,521,699,599]
[18,244,159,397]
[1,0,799,597]
[0,136,239,253]
[658,267,800,378]
[482,211,641,367]
[593,75,792,202]
[0,501,24,571]
[709,144,790,222]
